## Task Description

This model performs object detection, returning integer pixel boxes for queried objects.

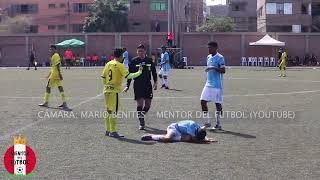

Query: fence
[0,32,319,66]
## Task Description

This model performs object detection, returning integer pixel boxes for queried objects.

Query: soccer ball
[16,167,24,174]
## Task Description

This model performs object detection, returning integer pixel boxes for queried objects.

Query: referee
[124,44,157,130]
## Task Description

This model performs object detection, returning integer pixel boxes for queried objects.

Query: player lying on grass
[141,120,217,143]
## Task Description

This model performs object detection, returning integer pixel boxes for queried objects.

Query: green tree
[0,15,33,33]
[197,17,235,32]
[84,0,129,32]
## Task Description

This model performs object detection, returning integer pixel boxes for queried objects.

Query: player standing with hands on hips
[124,44,158,130]
[200,41,226,130]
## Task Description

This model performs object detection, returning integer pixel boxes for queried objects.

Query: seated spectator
[80,57,85,66]
[311,54,317,66]
[92,54,99,66]
[74,53,80,66]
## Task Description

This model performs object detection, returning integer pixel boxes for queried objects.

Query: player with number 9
[101,48,143,138]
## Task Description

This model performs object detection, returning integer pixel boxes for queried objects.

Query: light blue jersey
[174,120,200,137]
[161,51,170,71]
[123,51,129,66]
[206,53,225,89]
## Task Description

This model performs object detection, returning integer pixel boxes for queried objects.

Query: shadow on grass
[143,126,167,134]
[39,106,72,111]
[166,88,182,92]
[116,137,156,145]
[209,129,256,139]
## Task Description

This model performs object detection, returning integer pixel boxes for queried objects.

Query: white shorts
[167,123,181,141]
[159,68,169,77]
[200,86,224,104]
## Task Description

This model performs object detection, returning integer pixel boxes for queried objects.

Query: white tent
[250,34,285,47]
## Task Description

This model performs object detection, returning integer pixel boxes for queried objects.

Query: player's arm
[126,61,135,87]
[46,72,51,79]
[101,66,107,85]
[206,57,226,74]
[124,65,143,79]
[56,63,63,80]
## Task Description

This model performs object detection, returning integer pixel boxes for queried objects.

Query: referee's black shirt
[127,56,157,87]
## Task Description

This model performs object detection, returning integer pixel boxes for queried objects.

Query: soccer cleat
[58,102,68,109]
[38,102,48,107]
[204,123,211,128]
[139,125,145,130]
[141,135,153,141]
[109,132,124,138]
[278,74,282,77]
[214,124,222,130]
[165,86,169,89]
[282,74,286,77]
[160,84,166,88]
[105,131,110,136]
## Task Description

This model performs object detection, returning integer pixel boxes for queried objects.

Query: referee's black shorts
[134,81,153,100]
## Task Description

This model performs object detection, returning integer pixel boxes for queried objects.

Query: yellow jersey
[49,53,61,80]
[101,59,129,93]
[280,52,287,67]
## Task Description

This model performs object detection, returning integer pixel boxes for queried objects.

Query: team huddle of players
[38,41,225,144]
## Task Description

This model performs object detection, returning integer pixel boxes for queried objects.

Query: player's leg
[33,61,37,70]
[140,82,153,129]
[200,86,213,127]
[27,61,31,70]
[107,93,124,138]
[136,98,145,130]
[282,66,286,77]
[214,88,224,130]
[57,83,68,109]
[201,100,210,127]
[159,69,165,88]
[104,93,111,136]
[140,98,152,128]
[141,125,176,142]
[162,69,169,89]
[163,75,169,89]
[39,80,51,107]
[215,103,223,130]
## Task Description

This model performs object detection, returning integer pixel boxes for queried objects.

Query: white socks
[204,112,210,124]
[164,78,169,87]
[216,111,222,126]
[151,135,164,141]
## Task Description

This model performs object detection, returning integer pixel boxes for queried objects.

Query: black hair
[207,41,218,48]
[161,45,167,49]
[195,128,207,141]
[114,48,124,58]
[137,44,146,50]
[50,45,57,50]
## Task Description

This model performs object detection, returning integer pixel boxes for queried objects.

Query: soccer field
[0,67,320,180]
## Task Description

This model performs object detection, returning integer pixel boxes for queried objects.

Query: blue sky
[206,0,226,6]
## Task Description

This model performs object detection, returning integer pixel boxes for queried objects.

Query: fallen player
[141,120,217,143]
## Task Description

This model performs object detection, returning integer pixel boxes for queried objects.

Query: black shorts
[134,82,153,100]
